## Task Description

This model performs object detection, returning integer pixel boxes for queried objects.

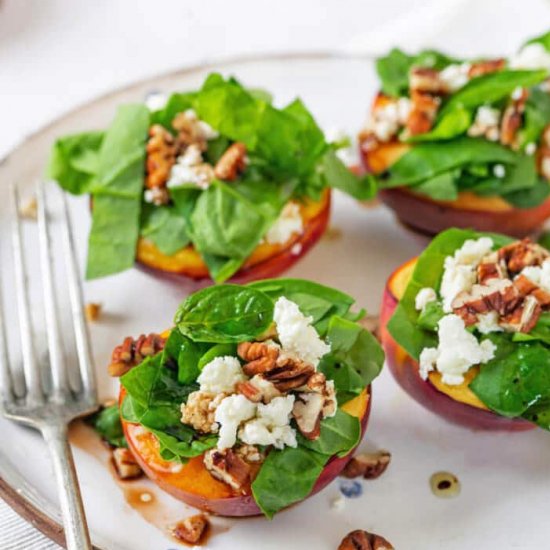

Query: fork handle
[41,423,92,550]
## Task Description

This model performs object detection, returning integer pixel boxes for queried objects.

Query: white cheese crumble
[419,314,496,385]
[525,142,537,156]
[476,106,501,128]
[367,98,410,142]
[510,43,550,71]
[440,63,471,92]
[167,144,212,189]
[183,108,219,140]
[145,91,168,111]
[197,356,246,394]
[440,237,494,312]
[265,202,304,245]
[415,287,437,311]
[521,258,550,293]
[511,86,524,101]
[273,297,331,367]
[239,395,297,450]
[493,164,506,179]
[214,394,256,449]
[476,311,503,335]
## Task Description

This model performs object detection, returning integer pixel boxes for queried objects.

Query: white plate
[1,54,550,550]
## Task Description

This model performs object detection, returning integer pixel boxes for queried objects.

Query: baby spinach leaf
[149,92,196,130]
[197,343,238,370]
[140,204,190,255]
[470,337,550,418]
[409,105,472,143]
[162,329,204,385]
[46,131,104,195]
[522,400,550,430]
[411,170,458,201]
[87,404,127,448]
[381,138,516,187]
[86,104,149,279]
[120,355,196,430]
[251,446,328,518]
[503,177,550,208]
[417,301,445,332]
[175,285,274,343]
[518,88,550,149]
[298,409,361,457]
[247,278,356,335]
[440,69,548,118]
[524,29,550,50]
[321,316,384,391]
[321,149,377,200]
[150,428,218,462]
[387,228,513,359]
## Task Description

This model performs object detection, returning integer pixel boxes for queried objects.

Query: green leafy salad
[363,30,550,207]
[388,228,550,429]
[47,74,373,283]
[108,278,383,517]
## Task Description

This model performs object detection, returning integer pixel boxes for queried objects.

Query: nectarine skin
[122,388,371,517]
[380,264,534,431]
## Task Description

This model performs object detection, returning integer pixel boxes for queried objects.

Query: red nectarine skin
[380,265,534,431]
[121,387,371,517]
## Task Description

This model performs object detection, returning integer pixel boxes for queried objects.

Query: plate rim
[0,49,369,549]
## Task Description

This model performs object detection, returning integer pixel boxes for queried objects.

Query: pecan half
[409,67,446,94]
[341,451,391,480]
[405,91,440,136]
[468,58,506,78]
[145,125,178,190]
[500,294,541,333]
[499,239,549,273]
[477,253,508,284]
[108,333,165,377]
[172,111,208,151]
[203,448,251,492]
[214,142,247,181]
[293,392,324,440]
[112,448,143,480]
[236,375,281,403]
[238,342,279,376]
[500,88,528,149]
[339,530,394,550]
[173,514,209,545]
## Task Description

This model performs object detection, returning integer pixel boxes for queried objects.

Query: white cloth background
[0,0,549,547]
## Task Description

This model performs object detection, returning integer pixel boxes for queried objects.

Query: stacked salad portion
[388,228,550,429]
[48,74,372,283]
[113,279,383,517]
[362,30,550,207]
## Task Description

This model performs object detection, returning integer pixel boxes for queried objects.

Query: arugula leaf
[298,409,361,457]
[439,69,548,118]
[46,131,104,195]
[140,204,190,255]
[88,404,127,448]
[387,228,513,359]
[86,105,149,279]
[251,446,328,518]
[247,278,356,335]
[175,285,274,343]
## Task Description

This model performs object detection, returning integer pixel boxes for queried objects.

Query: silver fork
[0,181,98,549]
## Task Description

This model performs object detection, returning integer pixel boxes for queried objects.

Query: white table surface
[1,0,550,548]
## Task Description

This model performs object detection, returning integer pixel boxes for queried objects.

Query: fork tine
[37,181,68,401]
[0,279,14,405]
[10,183,43,405]
[58,188,97,398]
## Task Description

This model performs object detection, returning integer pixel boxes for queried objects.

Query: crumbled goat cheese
[440,237,494,312]
[521,258,550,293]
[273,297,331,367]
[167,144,212,189]
[198,356,246,394]
[511,86,524,101]
[510,43,550,71]
[239,395,297,450]
[214,394,257,449]
[525,142,537,156]
[476,311,503,334]
[415,287,437,311]
[419,314,496,385]
[265,202,304,245]
[145,91,168,111]
[183,108,219,140]
[476,106,501,128]
[440,63,471,92]
[468,106,501,139]
[367,99,410,142]
[493,164,506,179]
